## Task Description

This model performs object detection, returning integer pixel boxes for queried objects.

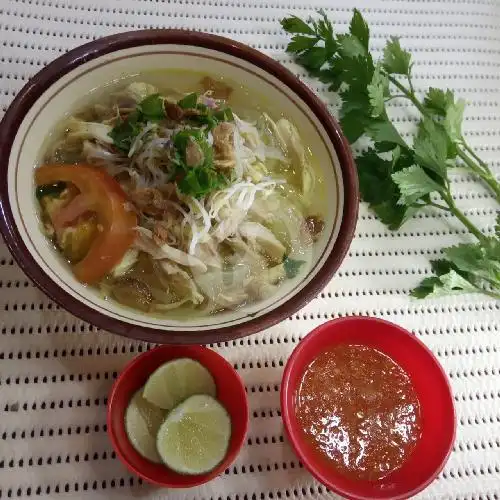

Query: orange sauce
[296,344,421,481]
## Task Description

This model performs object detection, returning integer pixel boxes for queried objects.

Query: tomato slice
[36,164,137,284]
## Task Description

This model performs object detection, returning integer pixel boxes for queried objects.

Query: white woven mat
[1,0,499,498]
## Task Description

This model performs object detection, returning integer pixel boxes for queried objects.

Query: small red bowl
[107,345,248,487]
[281,316,456,500]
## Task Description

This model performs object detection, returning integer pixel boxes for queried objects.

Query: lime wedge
[142,358,216,411]
[156,394,231,474]
[125,390,165,463]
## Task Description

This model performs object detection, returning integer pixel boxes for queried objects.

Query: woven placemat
[0,0,499,498]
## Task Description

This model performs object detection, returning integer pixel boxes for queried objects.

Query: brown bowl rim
[0,29,359,344]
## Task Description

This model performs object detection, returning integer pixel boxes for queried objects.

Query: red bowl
[280,317,456,500]
[107,345,248,487]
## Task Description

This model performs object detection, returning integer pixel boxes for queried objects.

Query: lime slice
[156,394,231,474]
[142,358,216,411]
[125,390,165,463]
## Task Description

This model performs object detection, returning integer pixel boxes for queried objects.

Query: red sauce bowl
[281,317,456,500]
[107,345,248,487]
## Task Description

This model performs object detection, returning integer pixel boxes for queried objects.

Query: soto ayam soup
[35,73,325,316]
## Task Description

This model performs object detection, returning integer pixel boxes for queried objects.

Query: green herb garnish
[283,258,306,279]
[189,103,235,131]
[109,94,166,151]
[108,92,234,198]
[213,107,234,122]
[281,9,500,299]
[178,167,228,198]
[109,110,143,153]
[138,94,165,121]
[177,92,199,109]
[171,128,228,198]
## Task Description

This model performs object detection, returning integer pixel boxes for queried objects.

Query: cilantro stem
[456,148,500,201]
[428,201,451,212]
[385,95,408,101]
[387,75,426,115]
[407,72,416,96]
[388,74,500,201]
[461,141,490,172]
[458,142,500,201]
[440,189,489,245]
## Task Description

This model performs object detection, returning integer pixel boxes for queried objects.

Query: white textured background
[0,0,499,498]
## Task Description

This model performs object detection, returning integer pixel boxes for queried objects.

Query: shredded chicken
[124,82,158,103]
[213,122,235,168]
[152,220,170,246]
[185,139,205,167]
[129,188,167,216]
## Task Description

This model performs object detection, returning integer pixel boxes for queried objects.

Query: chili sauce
[296,344,422,481]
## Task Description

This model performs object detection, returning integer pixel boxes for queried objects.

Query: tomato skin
[36,164,137,284]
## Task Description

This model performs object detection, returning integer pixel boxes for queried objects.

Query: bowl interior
[5,37,347,336]
[281,317,456,500]
[107,345,248,487]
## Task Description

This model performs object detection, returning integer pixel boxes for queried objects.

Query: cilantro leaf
[423,88,455,116]
[411,258,476,298]
[281,16,315,35]
[411,269,480,298]
[340,111,370,144]
[109,110,142,153]
[171,128,228,197]
[373,202,418,230]
[178,167,228,198]
[338,34,367,58]
[213,107,234,122]
[366,120,407,148]
[177,92,199,109]
[444,98,465,143]
[314,10,334,41]
[367,66,389,117]
[286,35,319,53]
[495,213,500,239]
[138,94,165,121]
[356,149,416,229]
[349,8,369,50]
[341,53,375,91]
[172,128,205,158]
[296,47,328,71]
[444,243,500,286]
[412,242,500,299]
[392,165,444,205]
[383,37,411,75]
[422,88,465,144]
[411,277,443,298]
[430,259,456,277]
[283,258,305,279]
[413,118,449,179]
[355,150,394,205]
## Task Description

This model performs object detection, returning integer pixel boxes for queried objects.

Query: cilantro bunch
[281,9,500,299]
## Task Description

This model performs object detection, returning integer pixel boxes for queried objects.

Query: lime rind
[142,358,217,411]
[156,394,231,475]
